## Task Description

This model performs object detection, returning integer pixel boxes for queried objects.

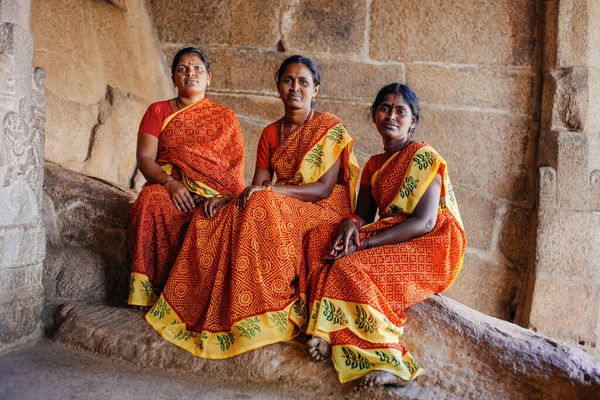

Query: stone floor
[0,339,308,400]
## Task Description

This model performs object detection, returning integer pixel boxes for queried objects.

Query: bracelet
[262,180,273,189]
[357,236,370,251]
[154,170,168,184]
[344,214,364,229]
[163,179,176,187]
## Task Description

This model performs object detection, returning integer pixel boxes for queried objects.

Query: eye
[177,66,186,73]
[194,65,204,72]
[300,79,309,85]
[379,105,390,112]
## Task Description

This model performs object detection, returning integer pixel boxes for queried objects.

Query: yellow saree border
[369,146,463,228]
[158,100,220,198]
[293,123,359,210]
[331,345,423,383]
[146,293,308,359]
[306,298,404,344]
[128,272,158,307]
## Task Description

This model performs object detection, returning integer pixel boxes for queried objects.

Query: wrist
[162,179,176,187]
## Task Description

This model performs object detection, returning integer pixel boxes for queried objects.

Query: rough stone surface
[238,118,268,185]
[149,0,280,49]
[0,339,308,400]
[406,64,535,113]
[529,278,599,352]
[452,186,496,251]
[444,253,516,320]
[31,0,173,187]
[42,162,136,306]
[51,299,600,399]
[419,106,532,202]
[282,0,366,55]
[535,208,600,280]
[499,204,535,270]
[370,0,537,65]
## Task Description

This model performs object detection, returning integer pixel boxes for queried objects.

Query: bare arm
[238,159,341,210]
[328,174,442,260]
[136,133,195,212]
[365,174,442,248]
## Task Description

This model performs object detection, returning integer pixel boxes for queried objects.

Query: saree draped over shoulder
[146,112,359,358]
[128,99,245,307]
[305,141,466,383]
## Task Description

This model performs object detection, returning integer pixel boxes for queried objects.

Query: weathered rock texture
[52,298,600,400]
[30,0,174,189]
[42,163,135,315]
[0,0,46,350]
[529,0,600,356]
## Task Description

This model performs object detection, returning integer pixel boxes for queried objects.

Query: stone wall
[529,0,600,355]
[147,0,541,321]
[0,0,46,350]
[30,0,174,189]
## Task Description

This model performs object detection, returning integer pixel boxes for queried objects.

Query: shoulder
[315,112,342,126]
[206,99,236,116]
[146,100,173,113]
[261,121,278,136]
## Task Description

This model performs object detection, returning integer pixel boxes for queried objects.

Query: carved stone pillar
[0,0,46,350]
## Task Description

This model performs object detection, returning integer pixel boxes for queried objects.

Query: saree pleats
[147,113,359,358]
[129,99,245,306]
[305,142,466,383]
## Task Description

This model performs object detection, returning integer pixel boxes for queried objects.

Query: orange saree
[146,113,359,358]
[128,98,245,306]
[305,141,466,383]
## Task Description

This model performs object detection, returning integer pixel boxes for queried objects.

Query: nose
[386,109,397,121]
[186,65,195,76]
[290,80,299,91]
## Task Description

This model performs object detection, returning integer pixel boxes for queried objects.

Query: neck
[383,136,410,152]
[177,93,205,107]
[283,107,313,126]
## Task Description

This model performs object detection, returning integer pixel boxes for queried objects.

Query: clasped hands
[324,219,362,262]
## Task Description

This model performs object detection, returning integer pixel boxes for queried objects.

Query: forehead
[381,93,410,107]
[282,63,313,79]
[177,53,203,65]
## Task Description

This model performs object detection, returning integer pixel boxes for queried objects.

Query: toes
[306,337,320,348]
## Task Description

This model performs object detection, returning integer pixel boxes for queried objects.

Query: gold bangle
[155,170,167,183]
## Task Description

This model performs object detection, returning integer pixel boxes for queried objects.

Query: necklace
[175,97,184,110]
[279,109,314,143]
[381,136,413,167]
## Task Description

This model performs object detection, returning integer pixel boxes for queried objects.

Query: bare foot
[306,337,331,361]
[354,371,410,391]
[133,305,150,311]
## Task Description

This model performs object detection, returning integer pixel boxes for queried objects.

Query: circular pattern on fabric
[281,203,292,215]
[271,279,286,294]
[174,283,188,298]
[176,260,190,275]
[196,236,208,248]
[196,220,210,230]
[253,207,266,221]
[277,246,289,259]
[200,254,213,268]
[237,256,249,272]
[215,270,225,286]
[265,226,277,240]
[238,291,252,306]
[181,237,192,251]
[259,260,271,274]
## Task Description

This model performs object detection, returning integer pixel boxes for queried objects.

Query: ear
[313,85,320,97]
[411,116,417,128]
[207,72,212,87]
[172,75,176,88]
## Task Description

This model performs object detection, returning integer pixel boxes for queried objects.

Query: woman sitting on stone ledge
[145,55,359,359]
[128,47,245,308]
[304,83,466,390]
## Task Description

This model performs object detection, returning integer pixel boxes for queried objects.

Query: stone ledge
[52,297,600,400]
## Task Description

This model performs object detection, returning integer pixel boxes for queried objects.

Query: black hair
[171,47,210,76]
[275,55,321,87]
[370,83,420,125]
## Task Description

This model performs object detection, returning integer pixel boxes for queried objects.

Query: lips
[185,79,198,85]
[381,123,398,129]
[287,94,302,101]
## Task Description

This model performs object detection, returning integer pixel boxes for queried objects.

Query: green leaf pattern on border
[399,176,419,199]
[341,347,375,370]
[292,296,307,318]
[413,151,436,170]
[354,305,378,334]
[382,317,402,336]
[305,144,325,170]
[388,204,403,216]
[236,317,262,340]
[268,311,289,333]
[151,298,171,319]
[403,359,420,374]
[326,125,345,147]
[141,280,156,299]
[375,350,402,367]
[217,332,235,351]
[322,299,348,325]
[129,277,135,295]
[311,301,320,320]
[174,329,197,341]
